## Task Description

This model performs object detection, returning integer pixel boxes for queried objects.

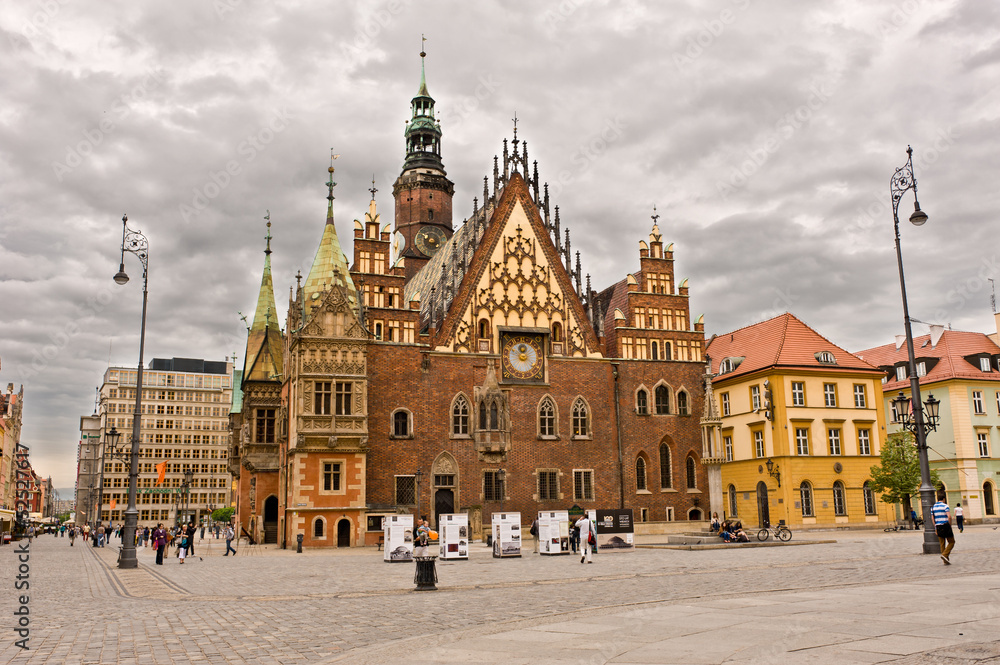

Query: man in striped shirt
[931,493,955,564]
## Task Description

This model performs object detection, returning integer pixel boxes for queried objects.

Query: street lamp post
[113,213,149,569]
[497,469,506,514]
[890,146,940,555]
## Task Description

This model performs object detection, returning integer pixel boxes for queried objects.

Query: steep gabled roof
[856,330,1000,391]
[243,232,284,384]
[707,312,878,381]
[302,202,358,318]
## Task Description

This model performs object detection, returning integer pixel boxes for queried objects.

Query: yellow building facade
[707,314,895,529]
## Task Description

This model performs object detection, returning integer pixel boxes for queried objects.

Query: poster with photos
[491,512,522,558]
[595,509,635,552]
[438,513,469,560]
[383,514,414,562]
[538,510,570,555]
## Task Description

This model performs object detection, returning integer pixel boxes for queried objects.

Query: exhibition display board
[438,513,469,560]
[383,514,414,562]
[595,509,635,552]
[538,510,570,555]
[491,512,522,558]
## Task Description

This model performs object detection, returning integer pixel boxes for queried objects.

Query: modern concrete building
[95,358,234,528]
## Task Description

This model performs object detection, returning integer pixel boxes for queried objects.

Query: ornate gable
[437,173,601,357]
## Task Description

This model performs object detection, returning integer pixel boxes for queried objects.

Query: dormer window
[895,366,906,382]
[981,357,992,372]
[816,351,836,364]
[719,357,742,374]
[916,362,927,377]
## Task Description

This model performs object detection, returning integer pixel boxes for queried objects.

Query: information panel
[438,513,469,560]
[491,512,522,558]
[595,509,635,552]
[383,514,414,562]
[538,510,570,555]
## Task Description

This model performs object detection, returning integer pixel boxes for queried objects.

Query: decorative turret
[243,212,284,383]
[302,154,359,317]
[393,40,455,282]
[403,45,444,172]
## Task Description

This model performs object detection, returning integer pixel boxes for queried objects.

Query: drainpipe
[611,362,624,509]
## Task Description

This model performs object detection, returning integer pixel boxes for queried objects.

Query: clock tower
[393,47,455,283]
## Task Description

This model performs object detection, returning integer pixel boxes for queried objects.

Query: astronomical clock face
[414,226,447,257]
[501,334,544,382]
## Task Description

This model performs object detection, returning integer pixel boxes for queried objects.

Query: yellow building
[705,313,895,529]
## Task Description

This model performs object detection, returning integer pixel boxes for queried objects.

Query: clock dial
[500,334,544,381]
[414,226,447,257]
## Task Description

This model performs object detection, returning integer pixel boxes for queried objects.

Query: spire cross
[512,111,518,142]
[369,175,378,201]
[651,204,660,225]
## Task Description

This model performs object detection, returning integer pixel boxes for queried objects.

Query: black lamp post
[113,213,149,569]
[183,468,194,525]
[765,458,781,487]
[890,146,940,555]
[414,468,424,522]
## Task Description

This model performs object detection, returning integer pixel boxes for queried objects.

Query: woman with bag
[152,523,167,565]
[577,515,595,564]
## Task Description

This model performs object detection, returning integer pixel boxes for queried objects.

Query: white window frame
[832,481,847,516]
[724,435,733,462]
[978,432,990,458]
[896,366,906,382]
[799,482,814,517]
[973,391,985,415]
[824,383,837,408]
[981,357,992,372]
[751,385,761,411]
[858,428,871,456]
[753,430,764,458]
[795,427,810,455]
[791,382,805,407]
[916,362,927,377]
[828,428,842,456]
[721,393,730,417]
[854,384,866,409]
[863,481,877,515]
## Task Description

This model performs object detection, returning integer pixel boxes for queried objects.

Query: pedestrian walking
[185,521,196,557]
[152,523,167,565]
[910,508,919,530]
[97,523,106,547]
[932,493,956,564]
[577,514,594,564]
[570,520,579,554]
[68,527,76,546]
[955,503,964,533]
[530,518,539,553]
[224,524,237,556]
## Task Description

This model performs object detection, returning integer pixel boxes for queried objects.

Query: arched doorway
[985,481,996,516]
[432,452,459,529]
[337,519,351,547]
[263,496,278,544]
[688,508,703,521]
[435,489,454,530]
[756,481,770,528]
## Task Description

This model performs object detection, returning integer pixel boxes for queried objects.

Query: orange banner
[155,461,167,486]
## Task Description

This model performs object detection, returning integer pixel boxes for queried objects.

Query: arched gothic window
[863,481,876,515]
[489,401,499,430]
[677,390,689,416]
[636,389,648,415]
[685,455,697,489]
[728,484,738,517]
[314,518,325,538]
[655,385,671,415]
[571,398,589,437]
[539,397,556,437]
[452,395,470,436]
[392,410,411,438]
[833,481,847,516]
[659,443,672,489]
[636,457,647,491]
[479,401,488,430]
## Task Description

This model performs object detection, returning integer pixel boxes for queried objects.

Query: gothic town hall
[229,55,712,547]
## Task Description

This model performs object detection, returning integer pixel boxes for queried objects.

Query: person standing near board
[577,515,594,564]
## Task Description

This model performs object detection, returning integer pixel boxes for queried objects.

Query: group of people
[528,515,597,563]
[710,513,750,543]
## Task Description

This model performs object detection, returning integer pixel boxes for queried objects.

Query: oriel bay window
[255,408,276,443]
[315,382,332,414]
[335,382,352,416]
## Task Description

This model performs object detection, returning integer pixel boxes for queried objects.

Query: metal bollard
[296,533,304,553]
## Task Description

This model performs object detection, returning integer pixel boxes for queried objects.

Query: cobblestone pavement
[1,527,998,664]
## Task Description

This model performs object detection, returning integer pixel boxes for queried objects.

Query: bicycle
[757,520,792,542]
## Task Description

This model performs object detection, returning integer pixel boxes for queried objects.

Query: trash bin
[413,555,438,591]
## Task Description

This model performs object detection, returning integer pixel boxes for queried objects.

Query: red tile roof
[706,312,879,381]
[855,330,1000,391]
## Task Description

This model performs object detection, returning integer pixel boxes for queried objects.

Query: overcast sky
[2,0,998,490]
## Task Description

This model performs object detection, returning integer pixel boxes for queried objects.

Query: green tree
[211,507,235,523]
[869,431,940,506]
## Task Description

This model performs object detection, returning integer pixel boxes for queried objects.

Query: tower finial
[651,204,660,225]
[264,209,272,256]
[418,35,429,96]
[512,111,518,142]
[369,174,378,201]
[327,151,339,216]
